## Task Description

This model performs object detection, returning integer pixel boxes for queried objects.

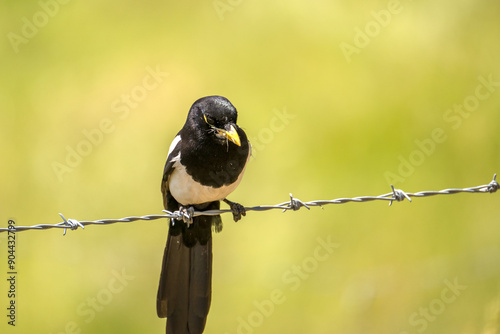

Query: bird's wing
[161,134,181,209]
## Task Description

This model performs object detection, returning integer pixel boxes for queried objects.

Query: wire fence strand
[1,173,497,234]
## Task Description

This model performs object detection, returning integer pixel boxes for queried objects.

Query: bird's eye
[203,114,215,127]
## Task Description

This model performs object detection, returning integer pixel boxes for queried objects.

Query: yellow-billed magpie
[157,96,251,333]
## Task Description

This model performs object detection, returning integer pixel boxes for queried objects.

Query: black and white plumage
[157,96,251,334]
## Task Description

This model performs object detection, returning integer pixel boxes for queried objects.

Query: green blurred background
[1,0,499,333]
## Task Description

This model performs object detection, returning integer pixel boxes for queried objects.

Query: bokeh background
[1,1,500,333]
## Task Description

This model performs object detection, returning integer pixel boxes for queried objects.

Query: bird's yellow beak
[217,125,241,146]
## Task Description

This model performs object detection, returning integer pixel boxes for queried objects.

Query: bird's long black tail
[157,202,221,334]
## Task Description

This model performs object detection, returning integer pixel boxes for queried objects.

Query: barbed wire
[1,173,497,235]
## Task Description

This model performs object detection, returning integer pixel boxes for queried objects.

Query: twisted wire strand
[1,174,497,235]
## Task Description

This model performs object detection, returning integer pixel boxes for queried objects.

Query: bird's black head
[185,95,242,146]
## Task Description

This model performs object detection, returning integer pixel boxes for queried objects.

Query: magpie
[157,96,251,333]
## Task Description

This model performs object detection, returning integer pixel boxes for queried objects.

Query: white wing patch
[168,135,181,157]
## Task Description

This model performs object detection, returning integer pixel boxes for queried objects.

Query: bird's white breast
[168,152,247,205]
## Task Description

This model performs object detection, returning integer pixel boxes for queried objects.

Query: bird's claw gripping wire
[223,198,247,222]
[285,193,310,212]
[59,213,85,236]
[176,206,195,227]
[389,185,412,206]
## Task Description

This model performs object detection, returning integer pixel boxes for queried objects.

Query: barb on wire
[1,173,497,234]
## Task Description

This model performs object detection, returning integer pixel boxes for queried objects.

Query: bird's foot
[223,199,246,222]
[179,206,195,227]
